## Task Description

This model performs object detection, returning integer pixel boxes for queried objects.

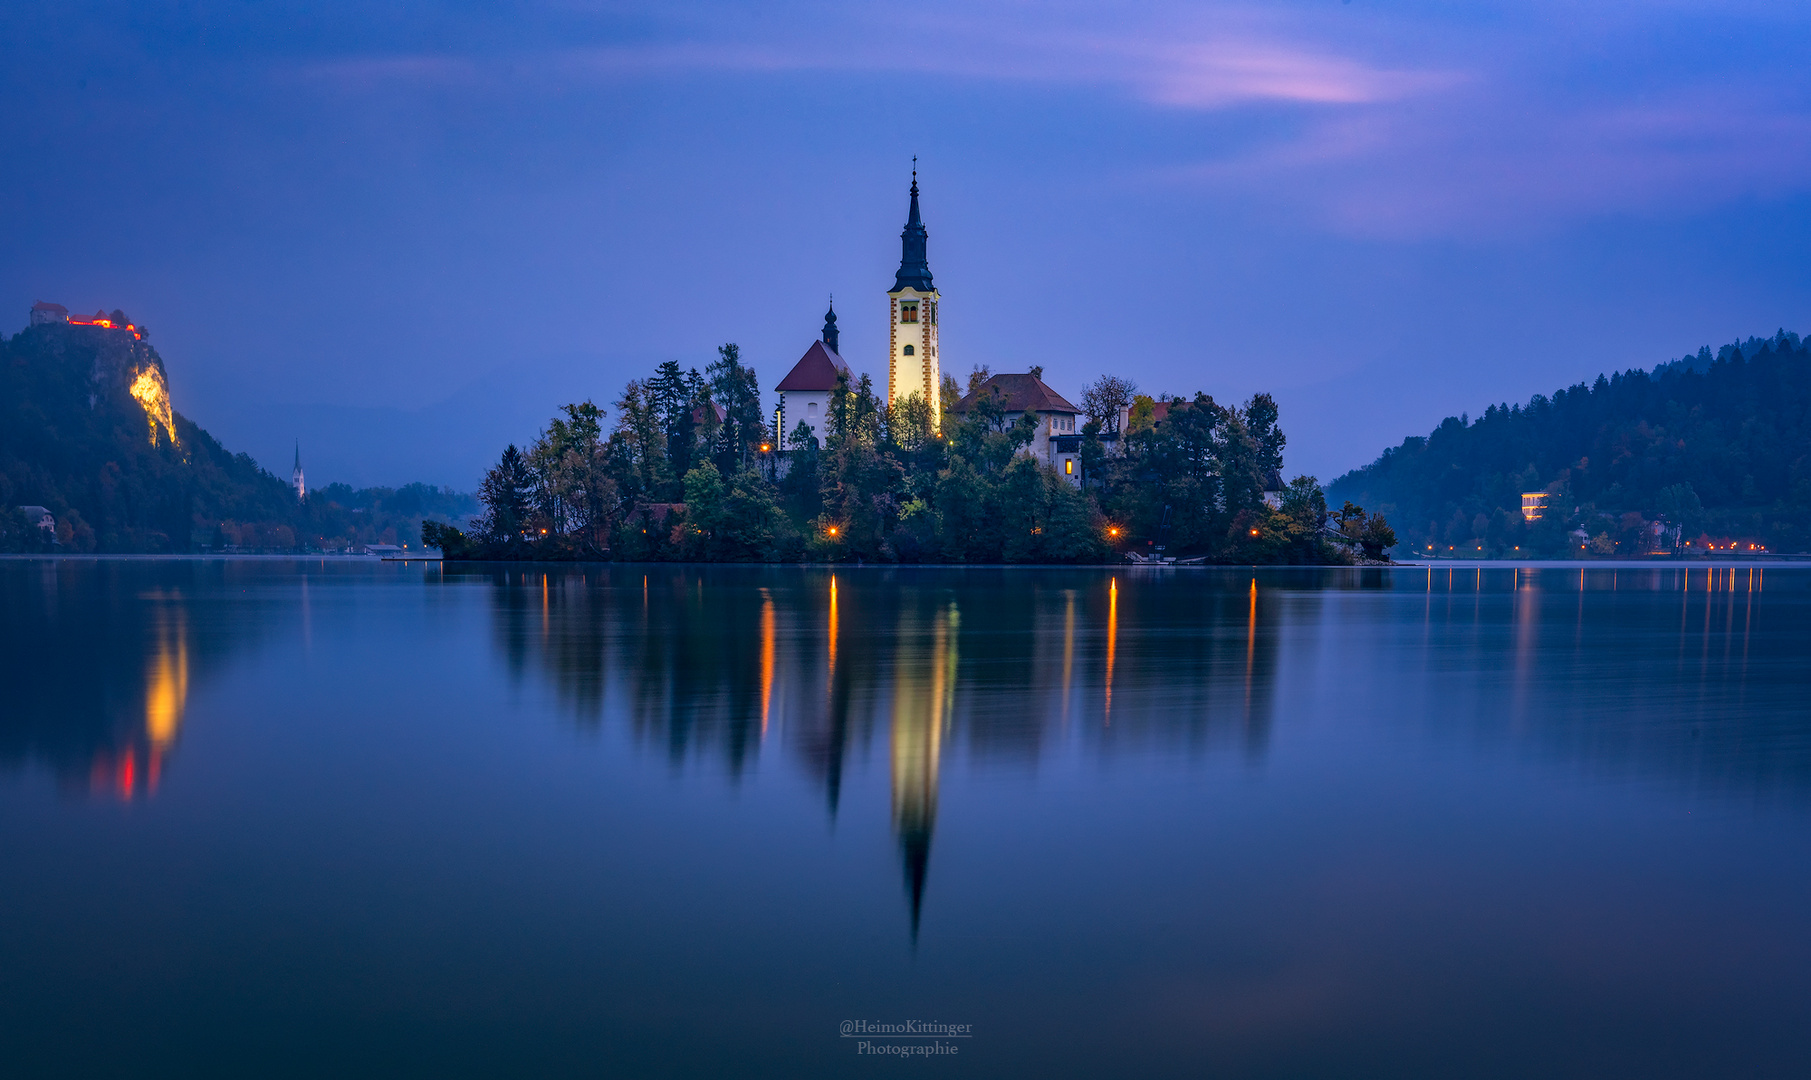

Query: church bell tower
[887,164,940,426]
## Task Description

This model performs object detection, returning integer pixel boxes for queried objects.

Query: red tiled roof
[950,373,1079,416]
[775,340,852,392]
[691,402,728,425]
[31,301,67,313]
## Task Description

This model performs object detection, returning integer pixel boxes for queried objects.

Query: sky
[4,0,1810,489]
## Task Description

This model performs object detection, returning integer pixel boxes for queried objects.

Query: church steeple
[884,161,941,424]
[892,162,934,293]
[822,297,839,354]
[292,442,305,501]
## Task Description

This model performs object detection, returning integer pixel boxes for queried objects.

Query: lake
[1,558,1807,1078]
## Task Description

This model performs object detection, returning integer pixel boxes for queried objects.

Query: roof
[31,301,67,313]
[17,505,52,517]
[950,373,1080,416]
[691,402,728,425]
[775,339,852,392]
[892,175,934,293]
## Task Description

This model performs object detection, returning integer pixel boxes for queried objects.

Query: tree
[649,360,699,490]
[612,379,666,499]
[1081,375,1137,434]
[478,444,534,542]
[1215,405,1265,517]
[890,393,934,451]
[708,343,765,472]
[1245,392,1285,480]
[965,364,993,396]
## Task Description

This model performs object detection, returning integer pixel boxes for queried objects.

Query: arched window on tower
[900,301,919,323]
[903,345,915,356]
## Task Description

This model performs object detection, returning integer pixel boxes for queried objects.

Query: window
[900,301,919,323]
[1065,459,1074,475]
[903,344,915,356]
[929,301,937,326]
[807,401,818,416]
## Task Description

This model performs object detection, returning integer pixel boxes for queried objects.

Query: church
[773,169,945,445]
[771,171,1084,479]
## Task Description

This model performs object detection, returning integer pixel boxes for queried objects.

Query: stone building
[949,372,1084,481]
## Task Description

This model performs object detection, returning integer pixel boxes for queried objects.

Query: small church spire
[822,296,840,354]
[291,441,305,501]
[893,160,933,292]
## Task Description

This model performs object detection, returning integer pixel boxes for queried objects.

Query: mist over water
[1,560,1807,1077]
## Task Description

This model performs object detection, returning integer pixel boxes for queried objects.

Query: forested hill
[1328,331,1811,556]
[0,318,474,552]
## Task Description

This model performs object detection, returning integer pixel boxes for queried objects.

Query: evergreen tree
[478,444,534,542]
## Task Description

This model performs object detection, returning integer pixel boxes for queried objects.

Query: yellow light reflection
[1105,577,1117,724]
[759,593,775,737]
[145,612,188,752]
[1245,577,1257,687]
[827,575,839,691]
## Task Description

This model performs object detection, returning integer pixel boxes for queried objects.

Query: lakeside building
[773,170,941,444]
[949,372,1084,480]
[773,305,851,448]
[29,301,67,326]
[17,505,56,537]
[887,166,941,422]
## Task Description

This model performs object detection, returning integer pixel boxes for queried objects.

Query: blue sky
[4,1,1810,488]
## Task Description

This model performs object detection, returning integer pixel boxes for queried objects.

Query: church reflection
[890,598,956,937]
[479,566,1286,933]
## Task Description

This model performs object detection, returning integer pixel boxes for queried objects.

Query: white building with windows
[948,372,1084,482]
[773,304,852,449]
[17,505,55,536]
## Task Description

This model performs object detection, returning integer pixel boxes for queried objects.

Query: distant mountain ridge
[1652,330,1802,378]
[1329,331,1811,556]
[0,317,474,552]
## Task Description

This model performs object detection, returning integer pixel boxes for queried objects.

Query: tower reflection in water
[890,599,955,937]
[482,566,1283,933]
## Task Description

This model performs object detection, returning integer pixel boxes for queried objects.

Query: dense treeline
[1329,331,1811,556]
[433,347,1361,564]
[0,320,476,553]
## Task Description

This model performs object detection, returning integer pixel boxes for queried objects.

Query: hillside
[0,315,475,552]
[1328,331,1811,556]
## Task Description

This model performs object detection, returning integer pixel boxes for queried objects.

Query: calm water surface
[1,559,1808,1078]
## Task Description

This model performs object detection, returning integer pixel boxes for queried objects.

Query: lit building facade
[773,304,852,448]
[887,169,941,425]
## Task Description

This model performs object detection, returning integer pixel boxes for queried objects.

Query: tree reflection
[478,565,1287,932]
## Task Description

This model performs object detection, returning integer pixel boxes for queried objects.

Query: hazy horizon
[6,1,1809,491]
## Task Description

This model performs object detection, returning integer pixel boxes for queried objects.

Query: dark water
[2,559,1808,1078]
